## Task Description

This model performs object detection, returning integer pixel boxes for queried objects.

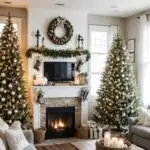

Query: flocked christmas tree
[0,14,32,128]
[93,34,139,129]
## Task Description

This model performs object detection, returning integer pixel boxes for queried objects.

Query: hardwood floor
[36,138,143,150]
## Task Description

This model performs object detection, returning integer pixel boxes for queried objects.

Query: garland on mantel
[26,47,90,61]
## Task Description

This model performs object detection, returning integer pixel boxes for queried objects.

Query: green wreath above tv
[47,16,73,45]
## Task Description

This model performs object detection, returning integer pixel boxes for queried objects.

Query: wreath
[47,16,73,45]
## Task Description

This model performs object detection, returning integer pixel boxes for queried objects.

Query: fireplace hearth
[46,106,75,139]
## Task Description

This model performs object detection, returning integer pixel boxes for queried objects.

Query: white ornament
[122,113,126,116]
[2,56,5,60]
[8,111,12,115]
[12,99,15,102]
[117,57,120,61]
[122,74,125,77]
[14,59,17,63]
[11,91,15,95]
[1,97,6,102]
[18,95,22,98]
[8,84,13,88]
[23,104,26,108]
[2,80,6,84]
[8,120,12,124]
[14,109,18,113]
[4,90,7,93]
[0,88,4,92]
[17,87,21,91]
[1,73,5,77]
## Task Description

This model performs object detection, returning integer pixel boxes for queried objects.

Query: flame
[51,119,65,129]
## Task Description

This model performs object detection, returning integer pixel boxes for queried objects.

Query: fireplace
[46,106,75,139]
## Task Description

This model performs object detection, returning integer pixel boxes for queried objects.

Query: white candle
[104,132,111,147]
[118,139,125,148]
[111,137,118,148]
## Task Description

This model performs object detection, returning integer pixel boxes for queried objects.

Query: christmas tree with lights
[0,14,32,128]
[93,34,139,129]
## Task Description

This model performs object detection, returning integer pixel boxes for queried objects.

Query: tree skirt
[36,143,79,150]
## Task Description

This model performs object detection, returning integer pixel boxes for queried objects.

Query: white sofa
[0,129,36,150]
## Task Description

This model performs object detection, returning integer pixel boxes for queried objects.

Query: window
[89,25,117,97]
[89,26,109,96]
[139,15,150,107]
[0,16,21,45]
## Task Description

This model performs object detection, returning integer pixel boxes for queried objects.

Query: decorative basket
[76,127,89,139]
[96,140,131,150]
[34,128,46,144]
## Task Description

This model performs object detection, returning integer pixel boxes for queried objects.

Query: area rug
[36,143,79,150]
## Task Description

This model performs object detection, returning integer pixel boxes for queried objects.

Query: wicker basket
[76,127,89,139]
[96,140,130,150]
[34,128,46,144]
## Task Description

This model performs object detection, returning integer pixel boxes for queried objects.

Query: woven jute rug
[36,143,79,150]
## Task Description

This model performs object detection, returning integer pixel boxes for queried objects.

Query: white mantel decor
[33,85,86,98]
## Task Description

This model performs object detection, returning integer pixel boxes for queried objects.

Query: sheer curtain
[138,14,150,107]
[109,25,118,48]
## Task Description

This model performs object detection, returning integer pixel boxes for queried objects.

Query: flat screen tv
[44,62,75,82]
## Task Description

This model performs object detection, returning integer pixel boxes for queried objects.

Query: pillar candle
[104,132,111,147]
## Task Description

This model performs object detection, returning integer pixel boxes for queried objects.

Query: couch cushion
[23,144,37,150]
[5,121,29,150]
[0,117,9,132]
[131,125,150,139]
[0,138,6,150]
[0,117,9,149]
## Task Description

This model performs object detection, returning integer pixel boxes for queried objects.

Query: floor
[36,138,144,150]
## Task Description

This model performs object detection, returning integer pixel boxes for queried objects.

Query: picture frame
[127,38,135,63]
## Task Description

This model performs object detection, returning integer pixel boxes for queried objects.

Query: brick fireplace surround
[40,98,81,129]
[33,85,88,130]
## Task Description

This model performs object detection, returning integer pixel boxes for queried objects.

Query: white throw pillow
[137,107,148,125]
[0,138,6,150]
[5,121,29,150]
[143,111,150,127]
[0,117,9,133]
[0,117,9,149]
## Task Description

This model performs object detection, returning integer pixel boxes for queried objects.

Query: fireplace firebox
[46,107,75,139]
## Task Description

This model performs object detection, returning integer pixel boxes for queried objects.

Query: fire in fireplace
[51,118,65,130]
[46,107,75,139]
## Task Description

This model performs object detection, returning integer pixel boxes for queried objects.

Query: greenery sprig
[26,47,90,61]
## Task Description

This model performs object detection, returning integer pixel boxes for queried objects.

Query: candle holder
[77,34,84,49]
[96,139,131,150]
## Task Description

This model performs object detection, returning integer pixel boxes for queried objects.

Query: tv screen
[44,62,75,82]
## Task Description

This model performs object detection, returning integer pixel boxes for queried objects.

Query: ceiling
[1,0,150,17]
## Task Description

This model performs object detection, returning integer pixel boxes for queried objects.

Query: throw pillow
[0,138,6,150]
[143,111,150,127]
[0,117,9,149]
[137,107,148,125]
[5,121,30,150]
[0,117,9,133]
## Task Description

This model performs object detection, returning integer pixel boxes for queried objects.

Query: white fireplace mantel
[33,85,89,129]
[33,85,87,98]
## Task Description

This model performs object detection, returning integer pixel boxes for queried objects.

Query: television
[44,62,75,82]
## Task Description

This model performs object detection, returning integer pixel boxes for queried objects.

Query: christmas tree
[0,14,32,127]
[93,34,139,129]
